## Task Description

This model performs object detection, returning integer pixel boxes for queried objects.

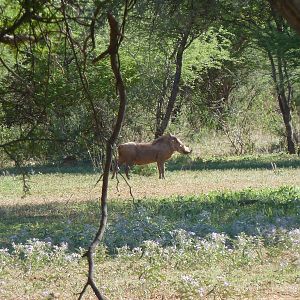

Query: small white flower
[198,287,205,297]
[41,290,50,296]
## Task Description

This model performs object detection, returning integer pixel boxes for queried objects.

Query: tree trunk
[154,21,193,138]
[278,94,296,153]
[267,50,296,154]
[278,54,296,154]
[269,0,300,34]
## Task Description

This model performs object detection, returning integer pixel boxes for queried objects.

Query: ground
[0,154,300,299]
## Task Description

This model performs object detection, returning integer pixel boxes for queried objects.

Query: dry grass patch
[0,168,299,206]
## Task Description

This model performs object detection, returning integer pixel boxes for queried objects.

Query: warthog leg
[112,158,124,179]
[111,160,120,179]
[112,158,132,180]
[124,164,131,179]
[157,160,165,179]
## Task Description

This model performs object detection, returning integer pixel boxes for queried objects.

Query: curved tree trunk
[154,19,193,138]
[78,11,128,300]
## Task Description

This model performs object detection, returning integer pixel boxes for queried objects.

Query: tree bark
[269,0,300,34]
[267,50,296,154]
[279,93,296,154]
[154,20,193,138]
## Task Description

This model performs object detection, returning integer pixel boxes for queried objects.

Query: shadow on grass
[0,161,100,176]
[1,154,299,178]
[0,200,100,251]
[167,153,300,171]
[1,187,299,253]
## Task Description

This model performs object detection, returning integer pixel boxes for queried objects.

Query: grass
[1,186,299,251]
[1,188,300,299]
[167,152,300,171]
[1,153,300,204]
[2,152,299,175]
[0,153,300,299]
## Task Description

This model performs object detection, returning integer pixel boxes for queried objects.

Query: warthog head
[169,134,191,154]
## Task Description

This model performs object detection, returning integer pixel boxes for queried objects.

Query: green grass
[1,187,300,299]
[1,152,299,176]
[1,187,299,252]
[1,152,299,201]
[0,154,300,299]
[167,152,300,171]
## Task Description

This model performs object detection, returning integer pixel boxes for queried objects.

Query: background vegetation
[0,0,300,170]
[1,1,300,299]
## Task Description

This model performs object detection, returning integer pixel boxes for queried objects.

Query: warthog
[112,133,191,179]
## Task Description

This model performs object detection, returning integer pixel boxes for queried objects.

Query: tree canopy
[1,0,300,169]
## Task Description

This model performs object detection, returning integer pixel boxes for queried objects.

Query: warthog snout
[171,135,191,155]
[182,146,191,154]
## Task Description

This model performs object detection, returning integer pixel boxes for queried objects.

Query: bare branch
[0,137,77,149]
[78,2,133,298]
[119,172,135,202]
[0,34,36,45]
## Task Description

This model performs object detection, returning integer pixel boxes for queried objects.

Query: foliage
[219,0,300,153]
[182,27,233,83]
[1,0,299,165]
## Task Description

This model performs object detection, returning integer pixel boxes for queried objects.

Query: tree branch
[0,137,77,149]
[78,4,131,298]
